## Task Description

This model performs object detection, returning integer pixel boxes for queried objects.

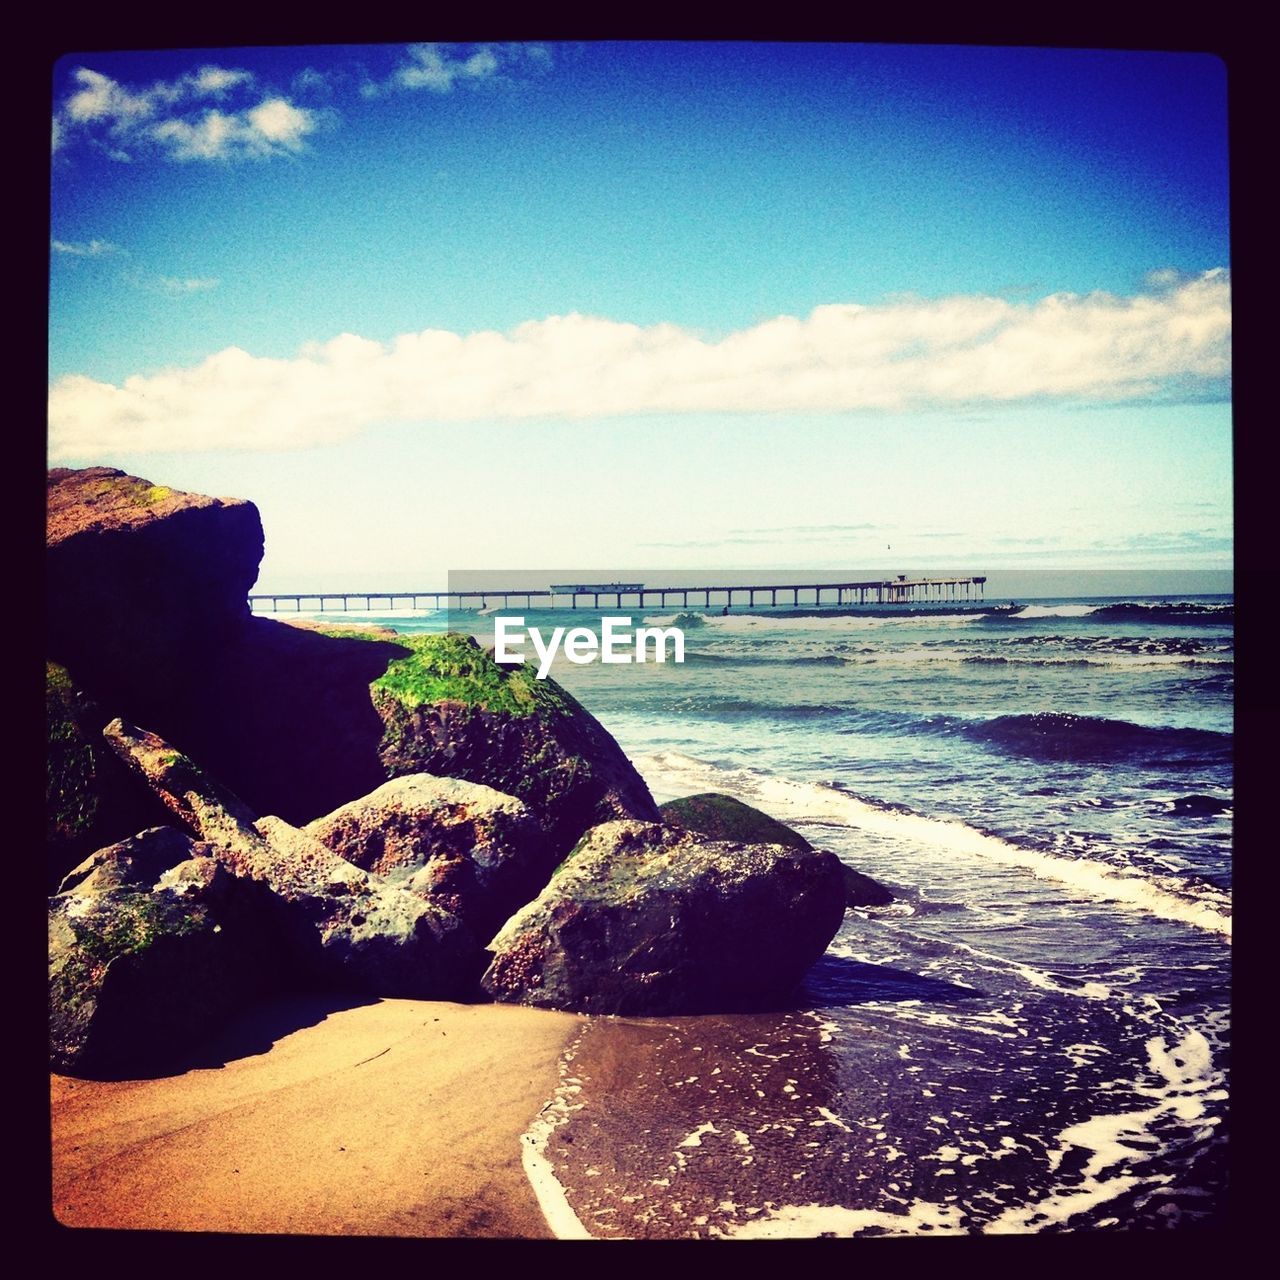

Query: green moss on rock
[85,473,172,507]
[70,890,205,965]
[371,633,574,720]
[47,662,102,845]
[46,663,172,889]
[659,793,812,850]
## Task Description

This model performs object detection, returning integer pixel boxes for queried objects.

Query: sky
[47,41,1232,591]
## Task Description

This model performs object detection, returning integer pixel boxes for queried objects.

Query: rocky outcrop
[481,821,846,1015]
[46,468,658,849]
[306,775,552,942]
[47,468,264,717]
[660,792,894,908]
[49,827,280,1074]
[46,466,877,1047]
[102,719,478,998]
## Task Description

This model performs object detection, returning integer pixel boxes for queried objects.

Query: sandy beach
[52,994,581,1238]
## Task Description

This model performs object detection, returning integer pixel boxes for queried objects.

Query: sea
[256,586,1232,1238]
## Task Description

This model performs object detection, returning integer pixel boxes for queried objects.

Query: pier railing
[248,576,988,612]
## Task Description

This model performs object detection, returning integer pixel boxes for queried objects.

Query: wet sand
[530,1007,863,1238]
[52,994,581,1238]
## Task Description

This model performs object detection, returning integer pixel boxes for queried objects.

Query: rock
[46,661,171,890]
[152,615,419,825]
[46,468,657,847]
[840,864,895,908]
[56,824,204,897]
[659,793,813,850]
[660,793,894,907]
[47,467,264,719]
[123,618,659,850]
[102,719,478,998]
[306,775,553,942]
[49,827,280,1075]
[369,633,660,855]
[481,820,846,1015]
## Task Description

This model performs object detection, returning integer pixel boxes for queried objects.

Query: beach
[53,995,580,1237]
[50,592,1232,1238]
[47,38,1233,1246]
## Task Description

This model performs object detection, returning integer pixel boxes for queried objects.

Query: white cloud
[246,97,313,148]
[148,99,316,162]
[189,65,254,97]
[63,67,155,126]
[365,41,552,96]
[49,237,216,294]
[54,63,316,163]
[116,266,220,295]
[47,272,1231,461]
[150,111,239,161]
[291,67,334,96]
[155,276,220,294]
[51,237,120,257]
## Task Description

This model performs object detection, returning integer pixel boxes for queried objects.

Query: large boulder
[49,827,281,1074]
[102,719,478,998]
[306,774,552,942]
[660,792,894,908]
[47,467,264,716]
[481,820,847,1015]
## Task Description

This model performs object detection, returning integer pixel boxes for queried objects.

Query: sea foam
[635,753,1231,939]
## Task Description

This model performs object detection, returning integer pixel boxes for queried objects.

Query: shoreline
[52,994,582,1238]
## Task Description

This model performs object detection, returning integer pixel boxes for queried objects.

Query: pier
[248,575,988,612]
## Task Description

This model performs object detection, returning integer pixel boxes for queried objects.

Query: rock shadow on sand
[66,989,383,1082]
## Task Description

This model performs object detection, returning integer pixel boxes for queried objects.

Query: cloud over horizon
[47,271,1231,461]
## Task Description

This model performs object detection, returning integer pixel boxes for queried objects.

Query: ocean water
[260,591,1232,1236]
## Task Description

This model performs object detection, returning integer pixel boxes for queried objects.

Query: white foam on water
[982,1176,1148,1233]
[943,938,1115,1001]
[677,1122,721,1149]
[849,646,1229,671]
[521,1027,595,1240]
[809,1014,838,1044]
[983,1027,1223,1232]
[723,1199,969,1238]
[1012,604,1099,619]
[813,1107,854,1133]
[972,653,1225,669]
[1063,1043,1112,1069]
[634,753,1231,939]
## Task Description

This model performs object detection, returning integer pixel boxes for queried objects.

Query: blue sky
[48,42,1231,589]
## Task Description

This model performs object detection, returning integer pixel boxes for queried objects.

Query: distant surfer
[721,604,730,616]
